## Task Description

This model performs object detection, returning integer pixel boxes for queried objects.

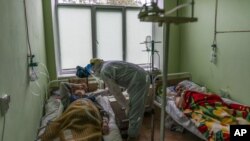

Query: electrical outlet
[0,94,10,116]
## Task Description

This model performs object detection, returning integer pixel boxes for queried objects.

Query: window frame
[53,0,153,77]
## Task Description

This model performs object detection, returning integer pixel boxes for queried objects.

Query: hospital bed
[36,78,123,141]
[151,72,250,141]
[151,72,206,140]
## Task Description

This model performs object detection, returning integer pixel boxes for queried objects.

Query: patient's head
[175,80,206,96]
[70,83,87,96]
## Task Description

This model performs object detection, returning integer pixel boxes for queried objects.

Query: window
[96,9,123,60]
[58,7,92,70]
[54,0,153,76]
[126,9,152,64]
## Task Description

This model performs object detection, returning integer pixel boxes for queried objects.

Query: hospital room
[1,0,250,141]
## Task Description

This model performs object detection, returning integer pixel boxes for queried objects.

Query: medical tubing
[38,63,50,81]
[23,0,32,56]
[1,115,6,141]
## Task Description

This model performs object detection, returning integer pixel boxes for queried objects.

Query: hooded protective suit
[90,59,150,138]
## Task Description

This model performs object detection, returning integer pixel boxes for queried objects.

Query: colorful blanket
[182,90,250,141]
[40,98,102,141]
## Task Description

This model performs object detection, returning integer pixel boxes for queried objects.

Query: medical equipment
[141,35,161,83]
[138,1,197,141]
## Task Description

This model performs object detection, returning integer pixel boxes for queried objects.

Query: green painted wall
[0,0,48,141]
[179,0,250,105]
[165,0,181,73]
[167,25,180,73]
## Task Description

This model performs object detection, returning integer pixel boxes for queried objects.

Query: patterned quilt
[182,90,250,141]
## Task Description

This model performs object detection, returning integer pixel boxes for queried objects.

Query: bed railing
[150,72,191,141]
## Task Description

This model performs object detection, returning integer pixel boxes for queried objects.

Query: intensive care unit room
[1,0,250,141]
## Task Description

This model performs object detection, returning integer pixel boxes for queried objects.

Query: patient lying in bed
[168,80,250,141]
[169,80,207,108]
[66,83,111,135]
[40,82,111,140]
[41,97,112,141]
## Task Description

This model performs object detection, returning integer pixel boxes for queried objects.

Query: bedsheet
[162,96,207,140]
[37,96,64,140]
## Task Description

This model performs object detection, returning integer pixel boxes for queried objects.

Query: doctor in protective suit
[80,58,150,141]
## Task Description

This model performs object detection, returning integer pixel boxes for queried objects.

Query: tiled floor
[122,108,203,141]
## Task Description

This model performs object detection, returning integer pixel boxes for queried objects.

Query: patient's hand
[102,117,109,135]
[175,95,184,109]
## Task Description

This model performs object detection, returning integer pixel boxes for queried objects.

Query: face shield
[89,58,103,77]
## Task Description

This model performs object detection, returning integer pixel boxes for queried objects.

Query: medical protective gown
[93,61,150,138]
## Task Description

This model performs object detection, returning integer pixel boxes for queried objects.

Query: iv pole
[138,1,197,141]
[141,36,161,78]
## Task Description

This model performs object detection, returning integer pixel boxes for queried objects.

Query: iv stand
[141,37,161,78]
[138,1,197,141]
[150,40,161,73]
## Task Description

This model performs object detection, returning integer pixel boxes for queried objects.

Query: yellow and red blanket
[182,90,250,141]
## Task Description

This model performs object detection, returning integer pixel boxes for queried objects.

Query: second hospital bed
[151,72,250,141]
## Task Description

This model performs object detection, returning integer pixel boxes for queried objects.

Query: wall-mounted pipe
[211,0,250,64]
[213,0,250,37]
